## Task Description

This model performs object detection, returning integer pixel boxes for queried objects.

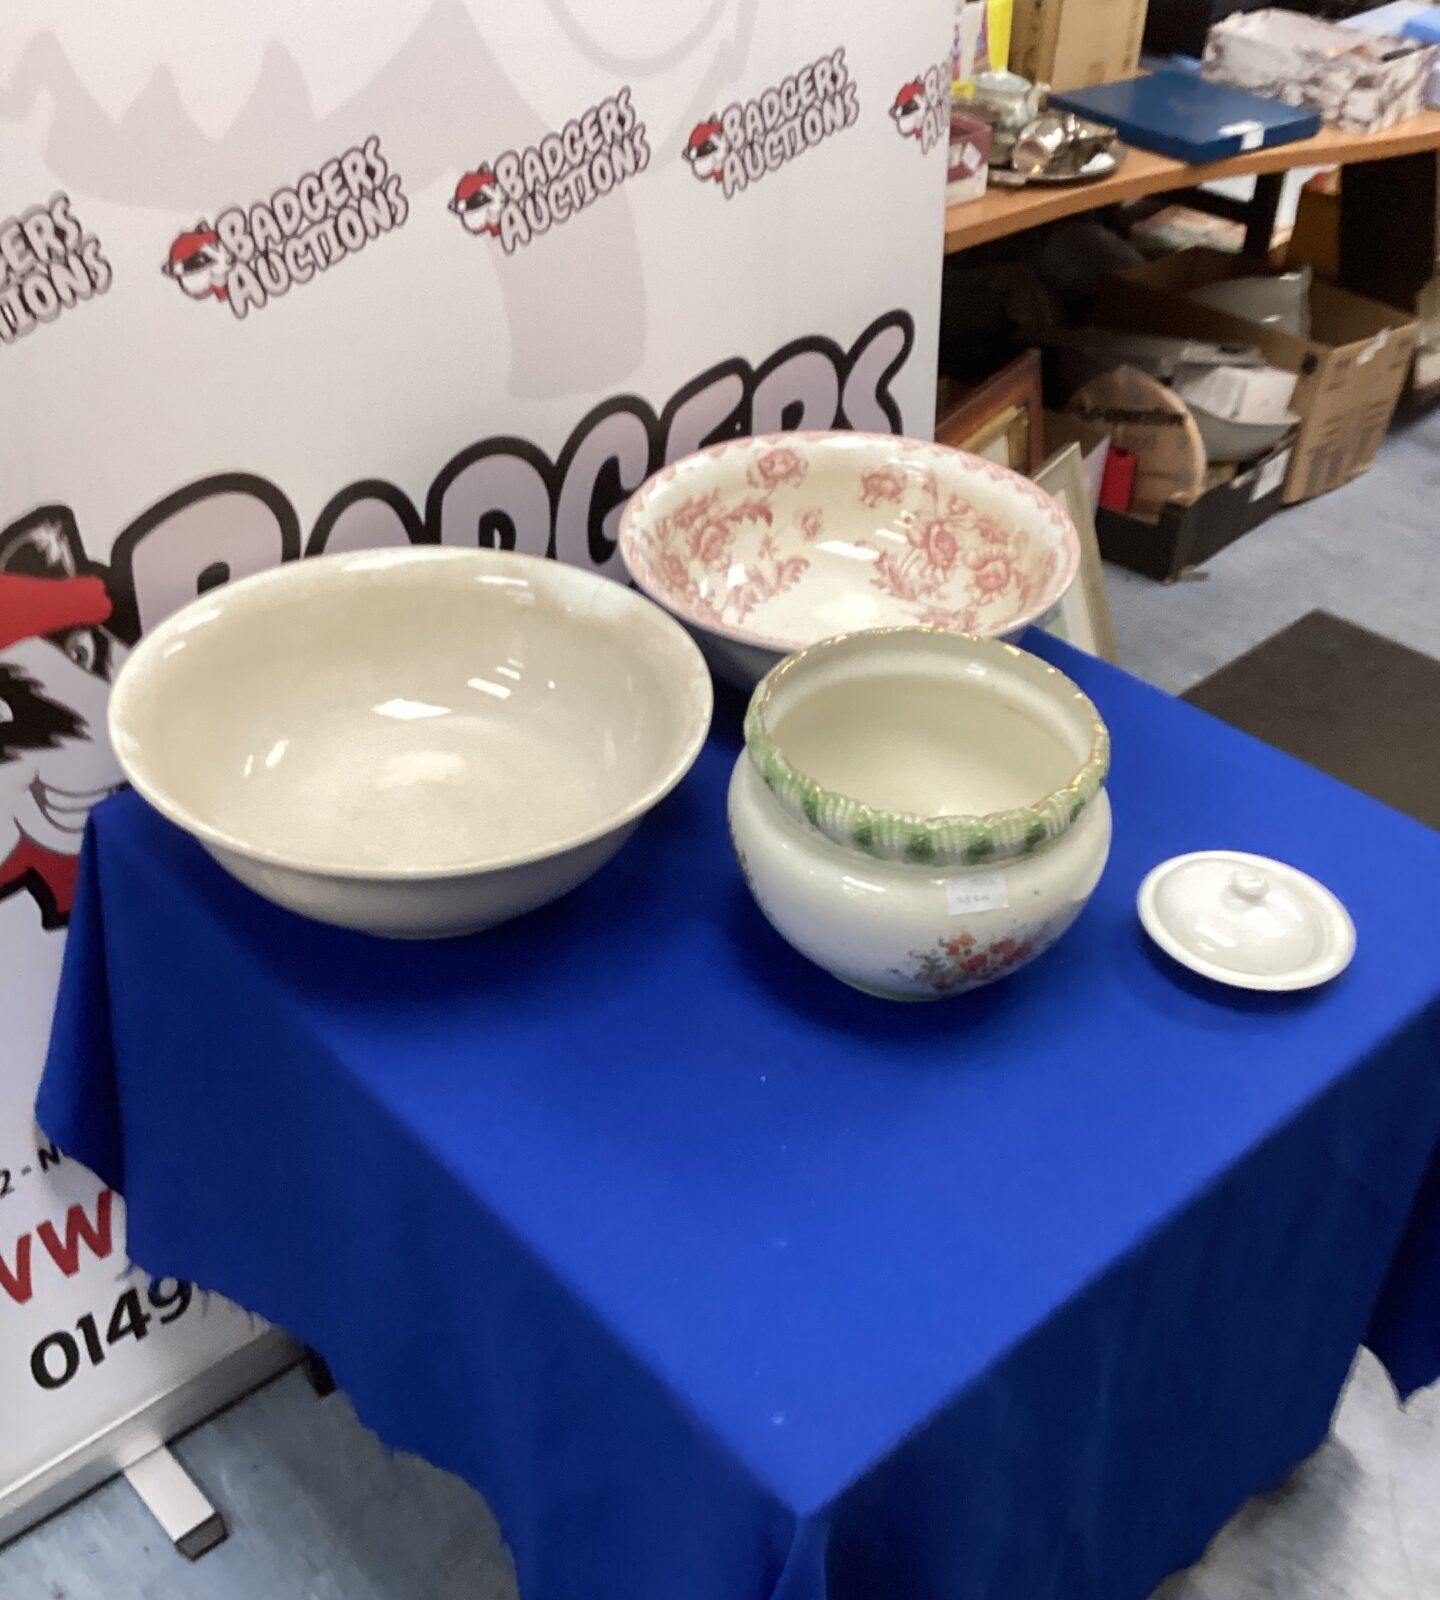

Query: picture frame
[934,350,1044,474]
[1033,441,1118,663]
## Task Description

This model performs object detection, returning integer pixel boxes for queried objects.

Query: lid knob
[1231,867,1269,902]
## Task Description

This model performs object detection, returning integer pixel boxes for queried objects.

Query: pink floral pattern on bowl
[865,467,1062,633]
[643,460,816,629]
[618,433,1079,674]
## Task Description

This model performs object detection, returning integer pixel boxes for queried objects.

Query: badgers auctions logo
[889,65,950,153]
[162,136,408,320]
[1,196,112,345]
[448,88,650,254]
[684,48,859,199]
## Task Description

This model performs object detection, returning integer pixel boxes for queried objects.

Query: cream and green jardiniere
[728,627,1112,1000]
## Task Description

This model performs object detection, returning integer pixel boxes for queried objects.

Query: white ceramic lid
[1138,850,1355,992]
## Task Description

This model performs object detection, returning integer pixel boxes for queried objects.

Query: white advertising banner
[0,0,950,1519]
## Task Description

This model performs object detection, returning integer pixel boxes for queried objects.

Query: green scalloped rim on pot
[743,629,1111,868]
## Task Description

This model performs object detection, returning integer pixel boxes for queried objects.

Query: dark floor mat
[1183,610,1440,831]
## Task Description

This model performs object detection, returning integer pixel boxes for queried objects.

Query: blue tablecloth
[38,636,1440,1600]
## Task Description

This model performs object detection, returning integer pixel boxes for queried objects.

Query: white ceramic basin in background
[619,431,1080,689]
[1188,268,1312,338]
[109,548,712,938]
[1186,402,1298,464]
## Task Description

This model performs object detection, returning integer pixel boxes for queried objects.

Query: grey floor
[2,411,1437,1600]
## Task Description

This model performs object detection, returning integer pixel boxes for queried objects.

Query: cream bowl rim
[107,547,714,883]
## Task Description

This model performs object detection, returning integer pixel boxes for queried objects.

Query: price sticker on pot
[945,874,1009,915]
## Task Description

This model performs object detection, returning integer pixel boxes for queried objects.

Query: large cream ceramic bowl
[108,548,713,938]
[619,431,1080,689]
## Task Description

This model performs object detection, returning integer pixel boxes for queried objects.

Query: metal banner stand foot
[123,1446,227,1560]
[302,1346,338,1398]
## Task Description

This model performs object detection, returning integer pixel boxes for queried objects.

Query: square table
[38,636,1440,1600]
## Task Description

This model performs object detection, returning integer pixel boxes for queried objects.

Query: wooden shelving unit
[945,109,1440,253]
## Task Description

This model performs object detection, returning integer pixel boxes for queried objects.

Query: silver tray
[1025,143,1126,184]
[989,144,1126,187]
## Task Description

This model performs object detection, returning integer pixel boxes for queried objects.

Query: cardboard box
[1009,0,1148,92]
[1094,247,1419,503]
[1284,172,1341,282]
[1096,441,1290,579]
[1315,204,1440,409]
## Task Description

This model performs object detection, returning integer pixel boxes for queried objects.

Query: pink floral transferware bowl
[618,432,1081,688]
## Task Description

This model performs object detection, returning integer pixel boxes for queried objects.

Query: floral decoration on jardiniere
[899,916,1070,994]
